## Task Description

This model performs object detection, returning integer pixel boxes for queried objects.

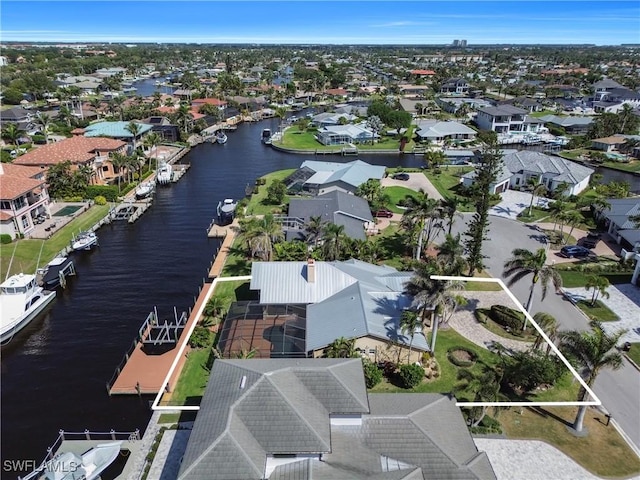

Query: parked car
[582,232,601,249]
[373,208,394,218]
[393,173,410,181]
[560,245,592,258]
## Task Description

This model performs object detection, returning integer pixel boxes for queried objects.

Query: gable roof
[415,120,477,139]
[538,115,593,127]
[13,136,126,166]
[287,190,373,240]
[0,165,45,200]
[603,198,640,229]
[502,151,593,185]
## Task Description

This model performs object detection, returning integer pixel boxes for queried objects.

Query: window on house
[21,215,30,228]
[1,201,11,209]
[14,197,26,209]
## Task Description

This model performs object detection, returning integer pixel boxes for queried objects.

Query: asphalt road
[442,214,640,450]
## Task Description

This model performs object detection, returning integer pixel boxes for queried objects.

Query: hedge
[489,304,525,331]
[85,185,119,202]
[0,234,12,244]
[362,359,383,388]
[447,346,478,367]
[398,363,424,389]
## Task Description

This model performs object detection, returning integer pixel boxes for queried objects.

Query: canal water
[2,115,638,477]
[0,117,423,478]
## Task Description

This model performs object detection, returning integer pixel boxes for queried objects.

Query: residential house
[249,259,428,361]
[324,88,349,100]
[191,97,227,114]
[591,136,628,153]
[284,160,386,195]
[83,121,153,154]
[440,77,469,95]
[140,116,180,142]
[0,163,50,239]
[538,115,593,135]
[461,163,513,194]
[475,105,543,134]
[436,97,493,115]
[503,151,593,195]
[13,135,127,184]
[310,112,359,128]
[414,120,477,144]
[284,190,374,241]
[177,358,496,480]
[398,84,433,97]
[315,123,377,146]
[599,198,640,252]
[592,78,640,112]
[0,107,35,134]
[409,68,436,79]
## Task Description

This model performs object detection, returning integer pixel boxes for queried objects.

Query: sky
[1,1,639,45]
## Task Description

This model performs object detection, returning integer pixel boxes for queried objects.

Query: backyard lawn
[0,204,111,279]
[423,167,475,211]
[245,168,296,215]
[382,186,418,213]
[278,128,405,151]
[165,347,211,406]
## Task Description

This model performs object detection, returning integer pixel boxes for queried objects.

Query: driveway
[489,189,553,220]
[381,172,443,200]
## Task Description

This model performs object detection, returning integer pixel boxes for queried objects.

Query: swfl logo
[3,459,80,473]
[3,460,38,472]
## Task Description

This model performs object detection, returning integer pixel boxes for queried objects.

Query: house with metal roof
[475,105,543,135]
[249,259,428,362]
[316,123,377,146]
[83,121,153,143]
[414,120,477,143]
[537,114,593,135]
[284,160,386,196]
[599,198,640,251]
[177,358,496,480]
[285,190,374,241]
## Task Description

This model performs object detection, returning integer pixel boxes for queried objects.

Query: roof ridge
[326,359,371,413]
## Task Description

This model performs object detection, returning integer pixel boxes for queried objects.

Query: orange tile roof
[325,88,348,95]
[410,69,436,75]
[0,163,44,179]
[156,106,177,114]
[0,172,45,200]
[13,136,126,167]
[0,211,12,221]
[192,98,227,107]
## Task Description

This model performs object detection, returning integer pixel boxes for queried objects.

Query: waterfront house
[177,358,495,480]
[439,77,470,95]
[140,116,180,142]
[461,163,513,194]
[436,97,493,115]
[284,160,386,196]
[599,198,640,250]
[284,190,374,241]
[538,114,593,135]
[13,135,127,184]
[591,135,628,153]
[309,112,359,128]
[83,121,153,153]
[315,123,377,146]
[0,163,50,239]
[475,105,542,134]
[414,119,477,144]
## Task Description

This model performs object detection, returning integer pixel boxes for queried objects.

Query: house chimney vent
[307,258,316,283]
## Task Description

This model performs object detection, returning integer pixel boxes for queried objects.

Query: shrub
[94,195,107,205]
[398,363,424,389]
[189,326,213,349]
[0,234,12,244]
[489,304,525,331]
[470,415,503,435]
[86,185,119,202]
[31,135,46,144]
[447,347,478,367]
[362,359,383,388]
[474,308,490,324]
[63,196,84,202]
[504,350,565,392]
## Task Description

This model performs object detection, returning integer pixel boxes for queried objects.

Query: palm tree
[399,310,421,364]
[89,98,103,119]
[503,248,563,327]
[563,210,584,245]
[110,152,128,192]
[175,104,193,134]
[439,197,462,235]
[125,121,142,153]
[321,223,346,261]
[436,233,467,276]
[404,261,440,328]
[57,104,73,127]
[304,215,326,250]
[275,106,287,135]
[143,132,162,171]
[1,124,23,146]
[242,214,285,261]
[325,337,357,358]
[425,279,465,353]
[548,199,568,232]
[527,181,547,217]
[453,365,505,427]
[34,112,51,144]
[531,312,559,353]
[585,275,610,307]
[559,321,624,432]
[401,191,442,261]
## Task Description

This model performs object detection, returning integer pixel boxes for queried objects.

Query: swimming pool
[53,205,82,216]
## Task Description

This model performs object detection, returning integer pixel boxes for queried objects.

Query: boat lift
[141,307,188,346]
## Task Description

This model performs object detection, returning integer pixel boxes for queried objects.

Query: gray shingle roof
[502,151,593,185]
[299,160,386,189]
[538,115,593,128]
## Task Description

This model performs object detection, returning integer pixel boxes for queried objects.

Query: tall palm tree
[275,106,287,136]
[242,214,285,261]
[89,98,103,119]
[404,261,440,328]
[34,112,51,144]
[531,312,559,354]
[57,104,73,127]
[503,248,562,327]
[304,215,326,250]
[175,104,193,133]
[453,365,505,427]
[439,197,462,235]
[1,124,23,146]
[585,275,610,307]
[548,199,568,232]
[425,279,465,353]
[436,233,467,276]
[110,152,128,192]
[559,321,624,432]
[143,132,162,171]
[527,182,547,216]
[125,121,142,153]
[563,210,584,245]
[321,223,346,261]
[401,191,442,261]
[399,310,421,364]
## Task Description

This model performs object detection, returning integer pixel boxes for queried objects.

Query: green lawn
[576,299,619,322]
[382,186,418,213]
[627,343,640,366]
[245,168,296,215]
[556,270,632,288]
[423,168,475,211]
[167,347,212,406]
[220,238,252,277]
[516,206,551,223]
[279,128,402,151]
[212,279,257,303]
[0,204,110,279]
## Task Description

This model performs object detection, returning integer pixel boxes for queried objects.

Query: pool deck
[28,202,92,240]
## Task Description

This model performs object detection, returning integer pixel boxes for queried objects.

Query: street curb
[624,353,640,373]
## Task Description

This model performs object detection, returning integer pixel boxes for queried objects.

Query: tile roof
[502,151,593,185]
[0,170,45,200]
[13,136,126,166]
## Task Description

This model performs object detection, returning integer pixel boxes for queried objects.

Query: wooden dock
[107,288,211,395]
[208,220,238,278]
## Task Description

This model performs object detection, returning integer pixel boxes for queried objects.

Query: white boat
[35,441,122,480]
[217,198,238,225]
[216,131,228,144]
[156,162,173,184]
[0,273,56,344]
[135,181,155,199]
[71,231,98,251]
[261,128,272,144]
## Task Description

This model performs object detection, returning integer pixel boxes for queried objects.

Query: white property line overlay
[151,275,252,411]
[431,274,601,408]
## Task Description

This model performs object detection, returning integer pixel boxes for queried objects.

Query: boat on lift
[71,231,99,251]
[216,131,228,144]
